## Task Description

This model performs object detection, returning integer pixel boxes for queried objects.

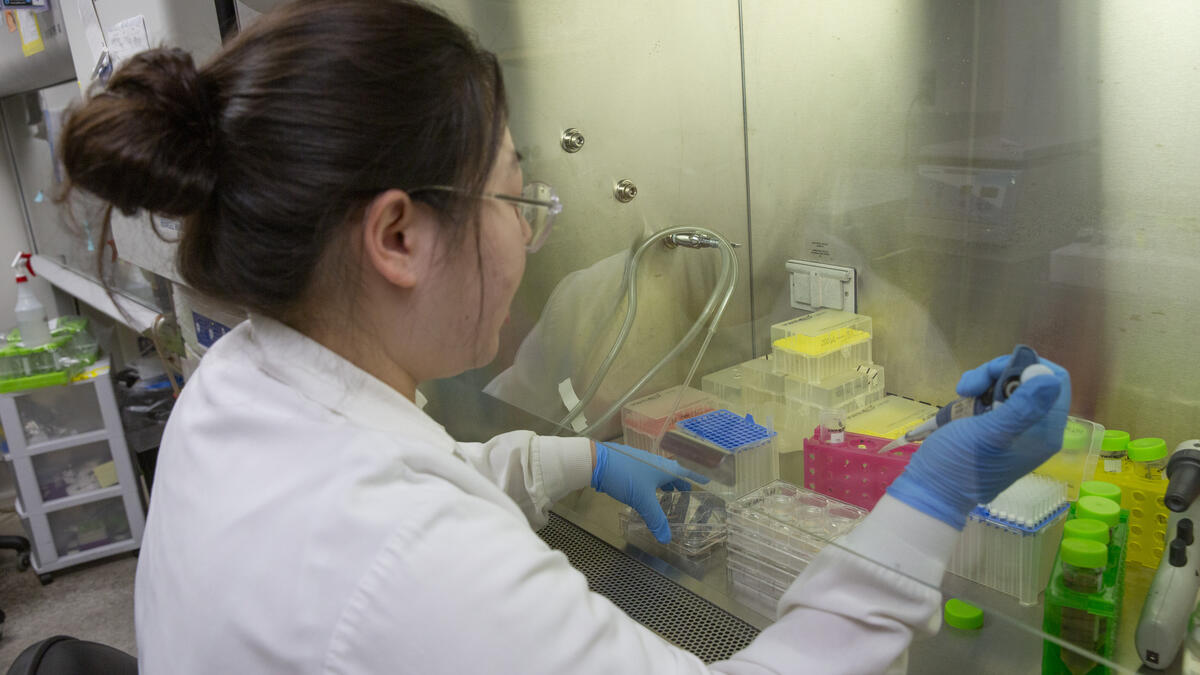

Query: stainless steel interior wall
[423,1,755,439]
[743,0,1200,443]
[426,0,1200,445]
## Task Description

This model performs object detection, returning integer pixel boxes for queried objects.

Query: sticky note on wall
[16,10,43,56]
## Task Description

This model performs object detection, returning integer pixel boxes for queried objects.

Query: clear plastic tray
[845,395,938,440]
[728,480,868,542]
[617,490,728,556]
[729,572,783,617]
[728,512,823,561]
[727,544,802,590]
[727,537,813,582]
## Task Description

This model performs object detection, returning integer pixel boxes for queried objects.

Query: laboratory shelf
[39,537,140,574]
[0,359,146,580]
[15,429,112,458]
[40,485,124,514]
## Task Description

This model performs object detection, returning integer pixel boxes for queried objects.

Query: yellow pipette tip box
[769,310,873,383]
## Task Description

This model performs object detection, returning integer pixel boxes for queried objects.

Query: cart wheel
[17,551,30,572]
[37,572,53,586]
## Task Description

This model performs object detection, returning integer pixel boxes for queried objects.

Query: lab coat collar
[242,314,451,443]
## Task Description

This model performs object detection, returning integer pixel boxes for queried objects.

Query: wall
[742,1,1200,446]
[0,99,36,498]
[421,0,754,439]
[1085,1,1200,439]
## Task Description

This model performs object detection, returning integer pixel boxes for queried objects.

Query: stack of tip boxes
[700,310,886,488]
[801,431,919,510]
[699,356,787,412]
[726,481,867,617]
[663,410,777,500]
[621,385,719,454]
[948,473,1071,606]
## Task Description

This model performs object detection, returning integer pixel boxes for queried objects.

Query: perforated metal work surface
[537,513,760,663]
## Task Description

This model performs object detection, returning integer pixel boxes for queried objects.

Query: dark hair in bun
[63,48,218,216]
[59,0,507,321]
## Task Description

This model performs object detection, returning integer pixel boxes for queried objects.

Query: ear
[361,189,431,289]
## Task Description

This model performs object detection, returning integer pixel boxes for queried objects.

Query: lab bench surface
[548,489,1174,674]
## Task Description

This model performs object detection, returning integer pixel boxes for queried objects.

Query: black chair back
[6,636,137,675]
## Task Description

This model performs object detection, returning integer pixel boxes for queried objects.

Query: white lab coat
[135,315,959,674]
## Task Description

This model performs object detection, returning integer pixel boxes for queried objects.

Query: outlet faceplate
[786,259,857,312]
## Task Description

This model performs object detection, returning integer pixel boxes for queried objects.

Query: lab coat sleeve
[454,432,593,528]
[325,489,957,675]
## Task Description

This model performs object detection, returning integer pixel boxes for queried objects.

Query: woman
[59,2,1069,673]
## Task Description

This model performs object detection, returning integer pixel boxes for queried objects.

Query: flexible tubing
[572,228,738,438]
[559,226,713,427]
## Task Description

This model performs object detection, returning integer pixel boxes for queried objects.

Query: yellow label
[773,327,870,357]
[93,461,118,488]
[71,364,111,382]
[16,11,44,57]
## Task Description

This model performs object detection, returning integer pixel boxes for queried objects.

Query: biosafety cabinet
[4,1,1200,672]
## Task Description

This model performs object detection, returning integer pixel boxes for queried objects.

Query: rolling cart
[0,359,146,584]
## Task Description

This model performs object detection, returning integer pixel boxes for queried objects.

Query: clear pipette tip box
[769,310,873,383]
[785,363,884,412]
[621,385,719,453]
[947,474,1070,606]
[664,410,777,498]
[701,356,787,412]
[782,364,885,439]
[726,481,867,615]
[845,395,938,440]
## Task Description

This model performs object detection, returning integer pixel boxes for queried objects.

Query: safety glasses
[409,182,562,253]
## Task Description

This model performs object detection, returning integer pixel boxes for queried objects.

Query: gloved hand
[886,353,1071,530]
[591,442,709,543]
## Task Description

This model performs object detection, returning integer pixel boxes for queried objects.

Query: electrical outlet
[786,260,857,313]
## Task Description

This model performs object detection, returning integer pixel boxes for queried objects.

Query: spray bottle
[11,253,51,348]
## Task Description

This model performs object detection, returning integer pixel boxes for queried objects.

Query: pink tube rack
[801,431,919,509]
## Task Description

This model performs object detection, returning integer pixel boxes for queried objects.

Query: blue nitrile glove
[591,442,710,544]
[886,353,1071,530]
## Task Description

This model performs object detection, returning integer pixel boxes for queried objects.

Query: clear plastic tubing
[1059,537,1108,670]
[563,227,739,439]
[1127,437,1169,481]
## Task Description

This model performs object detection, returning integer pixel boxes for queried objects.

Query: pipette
[877,345,1052,454]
